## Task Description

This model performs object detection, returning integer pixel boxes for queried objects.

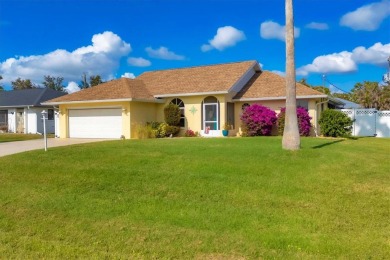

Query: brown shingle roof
[45,61,326,104]
[233,71,326,100]
[138,60,257,96]
[47,78,153,103]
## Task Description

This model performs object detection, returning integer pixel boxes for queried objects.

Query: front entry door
[203,103,218,130]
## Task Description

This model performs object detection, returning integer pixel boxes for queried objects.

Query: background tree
[11,78,37,90]
[297,78,310,87]
[312,86,331,95]
[42,75,65,91]
[79,73,90,89]
[299,78,355,101]
[332,92,354,102]
[79,73,104,88]
[379,83,390,110]
[282,0,300,150]
[351,81,382,109]
[90,75,103,87]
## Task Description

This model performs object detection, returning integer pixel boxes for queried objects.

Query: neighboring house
[44,60,328,139]
[0,88,66,134]
[328,97,362,109]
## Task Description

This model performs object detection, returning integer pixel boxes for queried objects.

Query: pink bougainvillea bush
[240,104,277,136]
[277,107,312,136]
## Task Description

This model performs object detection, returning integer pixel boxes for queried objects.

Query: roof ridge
[138,60,257,76]
[32,87,47,106]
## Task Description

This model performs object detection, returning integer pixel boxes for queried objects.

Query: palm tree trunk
[282,0,300,150]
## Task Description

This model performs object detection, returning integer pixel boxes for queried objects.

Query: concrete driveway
[0,138,110,157]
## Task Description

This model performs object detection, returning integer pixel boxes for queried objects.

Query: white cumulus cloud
[297,52,357,76]
[305,22,329,30]
[145,46,185,60]
[272,70,286,77]
[201,26,246,52]
[340,0,390,31]
[121,72,136,79]
[0,31,131,85]
[351,42,390,66]
[297,42,390,76]
[127,57,151,67]
[64,81,81,94]
[260,21,300,41]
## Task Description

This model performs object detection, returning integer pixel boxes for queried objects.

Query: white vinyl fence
[340,109,390,137]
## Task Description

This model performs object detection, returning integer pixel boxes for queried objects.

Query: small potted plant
[222,122,230,137]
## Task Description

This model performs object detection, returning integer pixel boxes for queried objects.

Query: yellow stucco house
[44,60,328,139]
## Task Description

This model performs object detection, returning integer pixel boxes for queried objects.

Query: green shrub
[156,123,167,138]
[319,109,353,137]
[136,124,156,139]
[155,123,180,137]
[165,125,180,137]
[148,121,161,129]
[164,103,181,126]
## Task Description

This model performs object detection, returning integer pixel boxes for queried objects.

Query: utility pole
[322,74,326,88]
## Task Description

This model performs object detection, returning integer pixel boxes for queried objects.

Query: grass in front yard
[0,137,389,258]
[0,133,43,143]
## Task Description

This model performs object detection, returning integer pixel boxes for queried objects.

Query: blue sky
[0,0,389,93]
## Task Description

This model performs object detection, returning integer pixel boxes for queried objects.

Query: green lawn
[0,133,43,143]
[0,137,389,258]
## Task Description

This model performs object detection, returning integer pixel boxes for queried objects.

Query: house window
[170,98,185,127]
[227,102,235,129]
[242,103,250,111]
[202,96,219,130]
[48,109,54,120]
[0,110,7,126]
[297,100,309,109]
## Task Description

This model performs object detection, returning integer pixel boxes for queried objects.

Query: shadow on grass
[312,139,345,149]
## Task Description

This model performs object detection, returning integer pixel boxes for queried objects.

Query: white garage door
[68,108,122,138]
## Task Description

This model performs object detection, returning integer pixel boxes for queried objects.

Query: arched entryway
[202,96,220,135]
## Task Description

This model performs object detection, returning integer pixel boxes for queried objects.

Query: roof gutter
[0,105,34,108]
[233,94,328,102]
[154,91,228,98]
[42,98,165,105]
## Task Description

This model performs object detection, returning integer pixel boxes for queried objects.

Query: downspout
[53,106,59,138]
[315,99,329,137]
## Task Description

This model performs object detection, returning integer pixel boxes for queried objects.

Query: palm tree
[282,0,300,150]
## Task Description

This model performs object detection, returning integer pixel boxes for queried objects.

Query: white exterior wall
[4,108,56,134]
[7,109,16,133]
[26,109,38,134]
